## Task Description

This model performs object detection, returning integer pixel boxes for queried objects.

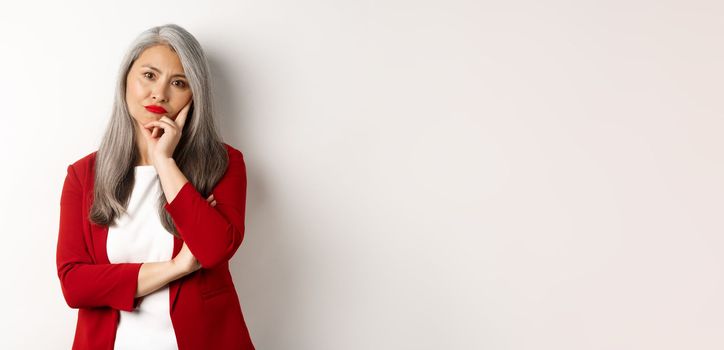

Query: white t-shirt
[106,165,178,350]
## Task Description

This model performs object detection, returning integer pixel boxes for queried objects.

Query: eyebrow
[141,64,186,79]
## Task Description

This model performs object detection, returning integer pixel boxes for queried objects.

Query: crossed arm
[56,149,247,311]
[133,157,201,298]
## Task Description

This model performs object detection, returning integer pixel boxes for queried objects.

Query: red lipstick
[144,105,168,114]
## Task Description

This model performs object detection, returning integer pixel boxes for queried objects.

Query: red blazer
[56,142,255,350]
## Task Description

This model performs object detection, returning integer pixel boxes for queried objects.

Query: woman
[56,24,255,349]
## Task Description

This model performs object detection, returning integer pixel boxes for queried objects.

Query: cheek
[125,79,148,119]
[127,78,147,99]
[175,94,193,110]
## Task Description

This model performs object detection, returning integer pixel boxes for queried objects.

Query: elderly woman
[56,24,255,349]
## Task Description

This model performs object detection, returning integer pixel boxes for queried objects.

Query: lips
[144,105,168,114]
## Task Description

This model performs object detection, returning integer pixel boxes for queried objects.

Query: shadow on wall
[208,51,299,347]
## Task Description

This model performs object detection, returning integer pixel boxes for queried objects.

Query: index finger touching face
[175,100,193,128]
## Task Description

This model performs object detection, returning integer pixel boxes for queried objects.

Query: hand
[171,194,216,274]
[140,100,193,166]
[206,193,217,208]
[173,242,201,274]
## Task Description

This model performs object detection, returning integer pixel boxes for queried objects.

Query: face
[125,44,193,129]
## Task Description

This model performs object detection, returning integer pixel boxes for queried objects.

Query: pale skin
[125,44,217,298]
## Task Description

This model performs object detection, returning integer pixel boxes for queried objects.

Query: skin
[125,44,217,298]
[125,43,192,164]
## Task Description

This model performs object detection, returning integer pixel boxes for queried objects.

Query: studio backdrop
[1,0,723,349]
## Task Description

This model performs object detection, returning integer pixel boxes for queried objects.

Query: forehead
[134,44,184,73]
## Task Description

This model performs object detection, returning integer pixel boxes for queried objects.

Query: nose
[151,84,168,103]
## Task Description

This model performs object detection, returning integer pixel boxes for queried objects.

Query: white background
[1,0,723,349]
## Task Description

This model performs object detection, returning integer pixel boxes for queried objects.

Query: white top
[106,165,178,350]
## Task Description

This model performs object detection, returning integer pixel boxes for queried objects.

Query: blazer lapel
[87,155,184,312]
[170,236,183,311]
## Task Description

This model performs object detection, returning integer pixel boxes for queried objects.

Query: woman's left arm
[156,149,248,269]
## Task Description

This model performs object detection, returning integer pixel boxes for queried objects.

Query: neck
[134,122,152,166]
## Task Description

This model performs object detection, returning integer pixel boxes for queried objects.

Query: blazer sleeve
[164,148,248,269]
[56,164,143,311]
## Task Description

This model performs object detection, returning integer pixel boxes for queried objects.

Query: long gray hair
[90,23,228,238]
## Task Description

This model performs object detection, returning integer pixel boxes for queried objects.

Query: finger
[176,101,192,130]
[143,120,173,133]
[159,116,179,126]
[211,200,216,207]
[143,123,164,139]
[143,121,163,129]
[155,118,178,133]
[139,121,153,141]
[149,118,176,128]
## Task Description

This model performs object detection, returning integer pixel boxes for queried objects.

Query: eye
[173,80,187,88]
[143,71,155,79]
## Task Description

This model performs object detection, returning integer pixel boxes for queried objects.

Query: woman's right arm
[57,164,200,309]
[57,164,143,311]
